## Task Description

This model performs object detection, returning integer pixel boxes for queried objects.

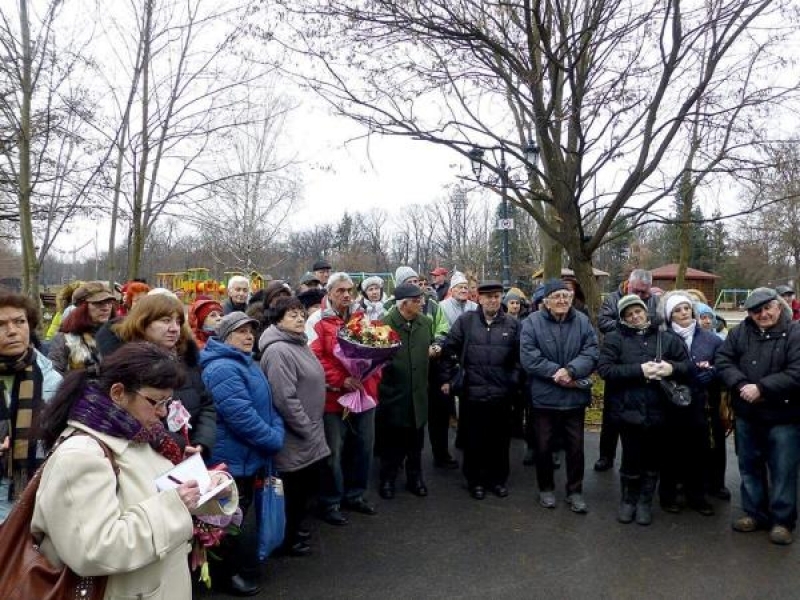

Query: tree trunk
[17,0,38,299]
[541,205,562,279]
[127,0,153,279]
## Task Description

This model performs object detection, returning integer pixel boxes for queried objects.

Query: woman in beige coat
[31,342,238,600]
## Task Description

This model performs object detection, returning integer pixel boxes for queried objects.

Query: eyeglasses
[547,293,573,302]
[136,391,173,410]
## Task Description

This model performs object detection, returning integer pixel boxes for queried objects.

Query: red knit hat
[190,299,223,330]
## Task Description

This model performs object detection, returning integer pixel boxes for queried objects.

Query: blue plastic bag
[255,474,286,561]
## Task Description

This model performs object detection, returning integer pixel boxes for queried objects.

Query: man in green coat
[377,283,434,500]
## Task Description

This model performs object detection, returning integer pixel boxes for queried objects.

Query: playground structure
[714,288,751,311]
[155,268,268,303]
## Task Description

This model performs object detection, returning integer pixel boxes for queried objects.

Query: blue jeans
[319,409,375,510]
[736,418,800,529]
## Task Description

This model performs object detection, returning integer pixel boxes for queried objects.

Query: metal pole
[500,149,510,289]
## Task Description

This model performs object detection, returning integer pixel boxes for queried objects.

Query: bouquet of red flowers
[334,314,402,414]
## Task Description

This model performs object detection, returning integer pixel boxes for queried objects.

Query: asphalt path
[202,431,797,600]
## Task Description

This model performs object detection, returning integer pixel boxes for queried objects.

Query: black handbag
[656,331,692,407]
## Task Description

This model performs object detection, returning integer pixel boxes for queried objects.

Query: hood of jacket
[198,336,252,368]
[259,324,307,352]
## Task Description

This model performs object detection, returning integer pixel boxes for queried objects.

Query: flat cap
[477,280,504,294]
[744,288,778,311]
[394,283,424,301]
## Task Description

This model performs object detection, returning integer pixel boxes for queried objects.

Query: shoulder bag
[0,431,117,600]
[656,331,692,407]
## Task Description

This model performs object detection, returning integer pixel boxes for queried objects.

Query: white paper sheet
[154,453,232,506]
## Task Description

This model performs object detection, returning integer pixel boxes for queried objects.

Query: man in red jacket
[307,272,381,525]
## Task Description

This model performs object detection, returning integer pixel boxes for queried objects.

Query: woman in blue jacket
[200,312,284,597]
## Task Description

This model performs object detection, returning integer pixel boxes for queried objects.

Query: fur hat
[361,276,384,292]
[394,266,418,285]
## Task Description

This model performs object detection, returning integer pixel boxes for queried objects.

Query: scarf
[361,299,385,322]
[671,320,697,351]
[620,319,651,333]
[0,346,43,500]
[69,387,184,466]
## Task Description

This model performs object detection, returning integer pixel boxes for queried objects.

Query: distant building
[650,264,720,304]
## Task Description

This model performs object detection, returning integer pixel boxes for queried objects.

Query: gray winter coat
[521,308,599,410]
[259,325,330,472]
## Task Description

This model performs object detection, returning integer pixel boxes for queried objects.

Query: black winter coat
[715,313,800,424]
[441,310,520,402]
[597,322,691,426]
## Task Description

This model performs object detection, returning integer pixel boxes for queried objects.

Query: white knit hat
[664,294,693,323]
[394,266,418,285]
[450,271,468,288]
[361,276,384,292]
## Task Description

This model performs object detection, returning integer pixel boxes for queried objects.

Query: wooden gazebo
[650,264,720,304]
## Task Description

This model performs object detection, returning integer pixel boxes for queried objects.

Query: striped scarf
[0,346,43,500]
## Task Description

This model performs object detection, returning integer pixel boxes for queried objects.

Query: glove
[695,369,715,386]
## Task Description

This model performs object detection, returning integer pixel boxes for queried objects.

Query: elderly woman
[103,294,216,460]
[259,297,329,557]
[597,294,692,526]
[31,342,237,600]
[200,312,284,595]
[358,276,386,322]
[0,292,62,508]
[657,292,718,516]
[48,281,115,375]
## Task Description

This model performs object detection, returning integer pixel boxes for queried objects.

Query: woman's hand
[209,472,233,501]
[183,444,204,458]
[177,480,201,511]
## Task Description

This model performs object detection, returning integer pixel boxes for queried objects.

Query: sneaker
[539,491,557,509]
[770,525,793,545]
[732,516,759,533]
[566,493,588,514]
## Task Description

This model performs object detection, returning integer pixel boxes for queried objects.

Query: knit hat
[694,302,714,317]
[394,266,418,285]
[192,299,223,330]
[542,279,568,299]
[664,294,693,323]
[532,284,546,307]
[450,271,468,288]
[361,276,384,293]
[618,294,647,319]
[216,311,258,341]
[504,290,523,304]
[394,283,424,301]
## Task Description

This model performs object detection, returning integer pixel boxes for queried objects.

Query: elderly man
[442,281,520,499]
[389,266,454,468]
[377,283,433,499]
[717,288,800,545]
[594,268,661,472]
[312,259,332,288]
[0,291,62,511]
[521,280,599,513]
[307,272,380,525]
[430,267,450,301]
[776,285,800,321]
[224,275,250,314]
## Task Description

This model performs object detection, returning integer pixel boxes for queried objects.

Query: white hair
[326,271,353,291]
[628,269,652,285]
[228,275,249,288]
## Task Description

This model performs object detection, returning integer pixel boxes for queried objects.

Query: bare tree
[254,0,800,315]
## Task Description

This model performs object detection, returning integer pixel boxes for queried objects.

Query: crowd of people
[1,263,800,597]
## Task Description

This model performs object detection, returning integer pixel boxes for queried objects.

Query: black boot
[636,472,658,526]
[618,474,639,524]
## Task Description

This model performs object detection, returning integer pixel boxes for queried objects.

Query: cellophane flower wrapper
[334,321,401,413]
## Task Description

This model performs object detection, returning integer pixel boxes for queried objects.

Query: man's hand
[344,377,364,392]
[740,383,763,403]
[553,368,573,386]
[441,383,451,395]
[428,344,442,358]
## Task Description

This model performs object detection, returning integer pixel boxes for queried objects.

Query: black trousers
[380,426,425,482]
[428,377,455,461]
[460,398,511,488]
[212,475,259,582]
[660,414,707,503]
[281,459,324,543]
[598,399,620,460]
[705,393,728,491]
[531,407,586,495]
[619,422,663,478]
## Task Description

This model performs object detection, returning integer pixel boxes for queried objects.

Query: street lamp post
[469,141,538,290]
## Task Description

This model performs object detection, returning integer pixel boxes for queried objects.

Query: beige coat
[31,422,238,600]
